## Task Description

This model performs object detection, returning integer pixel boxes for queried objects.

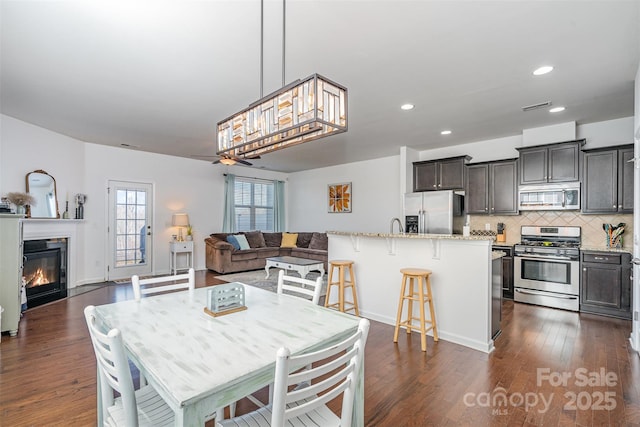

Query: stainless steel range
[514,225,581,311]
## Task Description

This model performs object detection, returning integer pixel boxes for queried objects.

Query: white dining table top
[94,284,361,411]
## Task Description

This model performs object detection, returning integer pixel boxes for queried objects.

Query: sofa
[205,231,328,274]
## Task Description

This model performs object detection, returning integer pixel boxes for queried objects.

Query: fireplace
[23,239,67,308]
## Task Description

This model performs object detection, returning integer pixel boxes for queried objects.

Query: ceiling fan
[190,153,260,166]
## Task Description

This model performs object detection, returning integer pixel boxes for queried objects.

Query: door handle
[515,289,577,300]
[632,258,640,265]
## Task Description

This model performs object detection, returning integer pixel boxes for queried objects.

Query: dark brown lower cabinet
[493,245,514,299]
[580,251,632,319]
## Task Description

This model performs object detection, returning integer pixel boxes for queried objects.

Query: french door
[107,180,153,280]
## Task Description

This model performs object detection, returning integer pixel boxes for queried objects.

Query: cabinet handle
[433,184,437,188]
[583,268,586,271]
[613,205,617,208]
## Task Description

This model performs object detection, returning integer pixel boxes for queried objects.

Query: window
[235,178,274,232]
[115,189,147,266]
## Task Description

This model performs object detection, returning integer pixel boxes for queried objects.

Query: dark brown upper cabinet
[516,140,584,185]
[466,159,518,215]
[581,144,634,214]
[413,155,471,191]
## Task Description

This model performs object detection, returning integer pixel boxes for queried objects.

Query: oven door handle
[514,253,575,261]
[515,289,578,300]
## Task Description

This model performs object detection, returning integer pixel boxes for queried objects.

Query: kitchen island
[327,231,497,353]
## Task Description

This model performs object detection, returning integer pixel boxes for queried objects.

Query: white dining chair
[276,269,323,305]
[244,269,325,409]
[130,269,238,420]
[84,305,175,427]
[217,317,370,427]
[132,268,195,301]
[130,268,196,387]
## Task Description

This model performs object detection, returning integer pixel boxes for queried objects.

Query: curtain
[222,174,236,232]
[273,180,285,232]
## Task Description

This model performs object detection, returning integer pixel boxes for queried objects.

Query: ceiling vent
[522,101,552,112]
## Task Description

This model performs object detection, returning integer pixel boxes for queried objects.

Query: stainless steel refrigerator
[403,191,463,234]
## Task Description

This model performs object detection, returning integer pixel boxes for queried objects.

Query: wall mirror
[26,169,60,218]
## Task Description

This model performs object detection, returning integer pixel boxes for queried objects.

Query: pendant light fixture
[216,0,348,160]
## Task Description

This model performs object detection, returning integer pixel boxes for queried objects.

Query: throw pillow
[263,232,282,247]
[280,232,298,248]
[235,234,251,250]
[226,235,241,250]
[296,232,313,248]
[308,232,328,250]
[244,230,266,248]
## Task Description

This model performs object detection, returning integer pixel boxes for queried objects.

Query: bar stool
[393,268,439,352]
[324,260,360,315]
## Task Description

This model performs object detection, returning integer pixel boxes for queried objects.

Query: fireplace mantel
[22,219,82,289]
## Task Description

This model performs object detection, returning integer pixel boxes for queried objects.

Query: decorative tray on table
[204,282,247,317]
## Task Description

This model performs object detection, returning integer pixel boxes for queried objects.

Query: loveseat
[205,231,328,274]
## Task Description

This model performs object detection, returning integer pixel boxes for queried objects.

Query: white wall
[522,121,576,146]
[1,114,287,284]
[636,63,640,139]
[288,156,401,233]
[4,113,635,283]
[578,117,636,148]
[418,134,522,164]
[81,143,226,282]
[415,117,634,165]
[1,115,86,206]
[286,117,634,234]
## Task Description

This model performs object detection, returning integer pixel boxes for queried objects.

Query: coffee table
[265,256,325,279]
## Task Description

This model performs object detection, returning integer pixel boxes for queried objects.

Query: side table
[170,241,194,275]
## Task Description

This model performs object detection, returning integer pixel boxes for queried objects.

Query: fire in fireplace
[28,268,52,287]
[23,239,67,308]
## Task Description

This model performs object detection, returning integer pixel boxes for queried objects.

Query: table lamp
[172,213,190,242]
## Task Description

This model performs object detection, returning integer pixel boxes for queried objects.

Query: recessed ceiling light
[401,104,414,110]
[441,130,452,135]
[533,66,554,76]
[549,106,565,113]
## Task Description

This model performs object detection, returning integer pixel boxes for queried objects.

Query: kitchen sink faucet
[390,217,404,234]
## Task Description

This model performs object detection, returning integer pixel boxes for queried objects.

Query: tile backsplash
[469,211,633,249]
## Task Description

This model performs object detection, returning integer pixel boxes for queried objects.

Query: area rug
[216,268,327,295]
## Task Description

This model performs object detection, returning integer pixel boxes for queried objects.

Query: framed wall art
[328,182,351,213]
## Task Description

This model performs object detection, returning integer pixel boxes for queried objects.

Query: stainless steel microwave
[518,183,580,211]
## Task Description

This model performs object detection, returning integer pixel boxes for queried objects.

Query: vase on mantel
[16,205,25,215]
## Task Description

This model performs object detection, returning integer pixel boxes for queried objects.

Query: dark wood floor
[1,270,639,426]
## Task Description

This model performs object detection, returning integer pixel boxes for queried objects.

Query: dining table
[93,284,364,426]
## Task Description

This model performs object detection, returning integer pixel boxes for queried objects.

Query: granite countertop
[492,240,520,247]
[580,246,632,254]
[326,231,494,241]
[489,242,633,254]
